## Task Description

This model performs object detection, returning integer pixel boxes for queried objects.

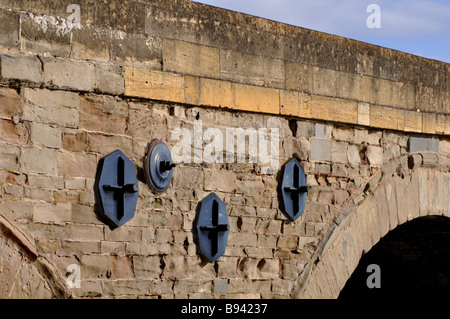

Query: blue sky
[193,0,450,63]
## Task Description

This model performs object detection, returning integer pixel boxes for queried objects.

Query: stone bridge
[0,0,448,299]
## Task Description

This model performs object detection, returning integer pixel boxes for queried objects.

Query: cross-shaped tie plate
[96,150,139,228]
[196,193,230,262]
[280,158,309,221]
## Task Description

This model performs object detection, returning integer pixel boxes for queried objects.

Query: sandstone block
[184,76,200,105]
[258,259,280,279]
[128,107,167,140]
[71,26,110,62]
[0,118,28,145]
[62,130,88,152]
[87,133,133,157]
[331,141,348,163]
[313,67,337,96]
[21,88,79,128]
[0,237,23,298]
[95,63,124,95]
[20,13,71,57]
[232,83,279,114]
[422,112,436,134]
[336,71,360,101]
[63,224,104,241]
[309,95,358,124]
[71,280,104,299]
[282,137,310,161]
[421,153,439,167]
[199,77,233,108]
[163,38,220,78]
[78,94,128,134]
[109,255,134,279]
[220,49,284,88]
[404,110,422,132]
[103,279,152,296]
[357,102,370,126]
[30,122,61,149]
[124,67,185,103]
[173,280,212,294]
[366,146,383,166]
[133,256,162,278]
[111,31,161,67]
[56,151,97,178]
[33,202,71,223]
[370,105,400,130]
[436,114,446,134]
[81,254,111,279]
[204,169,236,193]
[347,145,361,165]
[285,61,314,93]
[310,139,331,162]
[0,88,20,119]
[280,90,299,116]
[21,147,56,175]
[43,58,96,91]
[0,54,42,84]
[0,10,19,49]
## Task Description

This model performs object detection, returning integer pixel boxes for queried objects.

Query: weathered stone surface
[56,151,97,178]
[163,38,219,78]
[21,88,79,128]
[0,54,42,84]
[0,88,20,119]
[198,77,232,108]
[282,137,310,161]
[0,236,23,298]
[33,202,71,223]
[71,26,110,62]
[21,147,56,174]
[366,146,383,166]
[9,261,52,298]
[125,67,185,103]
[310,139,331,162]
[221,49,284,88]
[94,63,124,95]
[44,58,96,91]
[111,31,161,66]
[20,13,71,57]
[78,94,128,134]
[0,9,19,48]
[0,214,38,260]
[204,170,236,193]
[232,83,279,114]
[133,256,162,279]
[30,122,61,149]
[409,136,439,153]
[0,118,28,145]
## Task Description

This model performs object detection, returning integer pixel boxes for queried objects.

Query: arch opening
[338,216,450,300]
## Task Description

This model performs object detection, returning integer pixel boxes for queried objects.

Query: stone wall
[0,0,448,299]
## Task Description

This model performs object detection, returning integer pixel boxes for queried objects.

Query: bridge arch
[293,152,450,299]
[338,215,450,299]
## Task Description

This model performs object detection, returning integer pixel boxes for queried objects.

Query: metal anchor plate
[196,193,230,262]
[280,158,308,221]
[96,150,139,228]
[144,139,175,193]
